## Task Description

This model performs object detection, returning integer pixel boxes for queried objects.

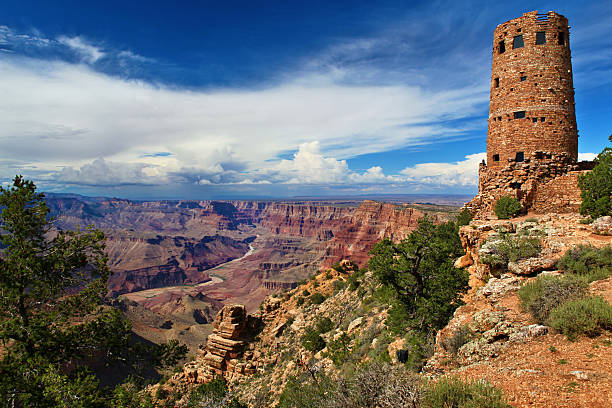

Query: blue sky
[0,0,610,199]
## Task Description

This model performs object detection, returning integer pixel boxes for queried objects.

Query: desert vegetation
[0,177,187,407]
[494,196,523,219]
[578,135,612,219]
[519,245,612,339]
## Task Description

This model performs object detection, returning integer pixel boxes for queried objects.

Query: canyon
[46,194,462,351]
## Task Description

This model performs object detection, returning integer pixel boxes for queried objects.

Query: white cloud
[578,152,597,162]
[400,153,486,186]
[0,55,486,188]
[57,35,105,63]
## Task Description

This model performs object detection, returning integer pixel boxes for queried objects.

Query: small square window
[520,76,527,81]
[499,40,506,54]
[513,35,524,49]
[494,78,500,88]
[540,117,546,122]
[535,152,544,159]
[536,31,546,45]
[558,32,566,45]
[533,118,538,123]
[498,116,502,121]
[514,111,526,119]
[515,152,524,162]
[493,154,500,162]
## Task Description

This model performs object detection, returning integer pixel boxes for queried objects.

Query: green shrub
[481,229,543,269]
[441,325,473,355]
[325,332,352,366]
[549,297,612,340]
[423,377,511,408]
[301,327,326,352]
[315,317,334,333]
[309,293,325,305]
[331,262,343,272]
[456,208,473,227]
[494,196,523,219]
[518,275,588,324]
[556,245,612,282]
[578,140,612,219]
[302,289,310,297]
[347,268,365,291]
[295,296,304,306]
[333,279,348,294]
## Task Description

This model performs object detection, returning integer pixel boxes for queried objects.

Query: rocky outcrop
[184,304,260,383]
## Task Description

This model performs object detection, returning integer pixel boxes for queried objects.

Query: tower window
[515,152,524,162]
[494,77,500,88]
[540,117,546,122]
[513,35,524,49]
[514,111,526,119]
[499,40,506,54]
[535,152,544,159]
[558,32,566,45]
[520,76,527,81]
[536,32,546,45]
[533,118,538,123]
[493,154,500,162]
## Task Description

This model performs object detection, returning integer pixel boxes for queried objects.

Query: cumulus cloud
[57,158,161,186]
[57,35,105,63]
[400,153,486,186]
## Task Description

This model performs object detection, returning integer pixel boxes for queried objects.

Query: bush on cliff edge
[494,196,523,219]
[578,135,612,219]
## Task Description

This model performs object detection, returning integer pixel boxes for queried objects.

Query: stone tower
[466,10,594,217]
[487,10,578,168]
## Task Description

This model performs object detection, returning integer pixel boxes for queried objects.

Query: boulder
[592,216,612,236]
[508,257,556,275]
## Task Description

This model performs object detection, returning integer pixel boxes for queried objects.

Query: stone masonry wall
[487,11,577,169]
[466,153,594,217]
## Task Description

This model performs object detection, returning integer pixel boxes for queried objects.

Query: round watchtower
[486,10,578,168]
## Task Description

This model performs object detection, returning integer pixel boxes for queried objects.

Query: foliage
[578,138,612,219]
[441,325,474,355]
[549,297,612,340]
[519,275,588,324]
[333,279,348,294]
[494,196,523,219]
[368,217,468,335]
[556,245,612,282]
[302,289,311,297]
[325,332,352,366]
[277,373,335,408]
[186,376,246,408]
[347,268,366,291]
[480,229,543,270]
[309,293,325,305]
[456,208,473,227]
[0,176,186,407]
[315,317,334,333]
[301,327,326,352]
[422,377,511,408]
[295,296,305,306]
[277,362,511,408]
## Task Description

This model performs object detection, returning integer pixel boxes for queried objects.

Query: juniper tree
[0,176,185,407]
